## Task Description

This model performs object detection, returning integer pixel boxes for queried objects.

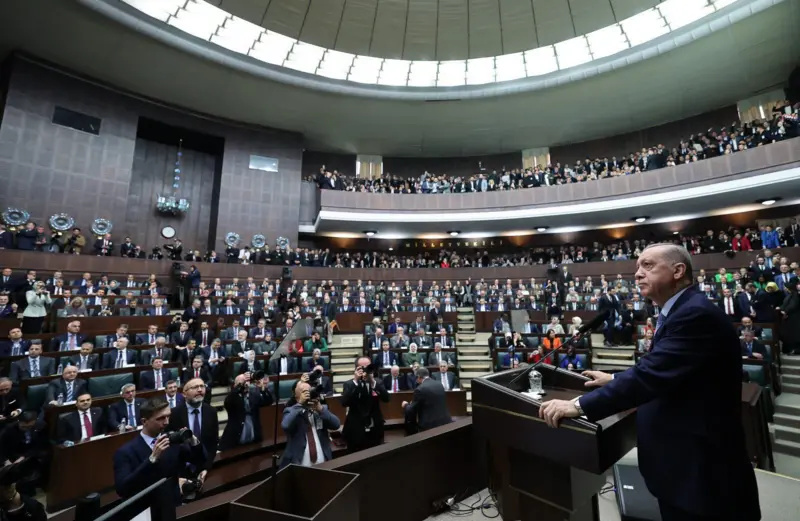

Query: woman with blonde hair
[65,297,87,317]
[23,281,52,333]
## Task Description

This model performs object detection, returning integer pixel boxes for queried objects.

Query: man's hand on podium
[582,370,612,388]
[539,400,580,428]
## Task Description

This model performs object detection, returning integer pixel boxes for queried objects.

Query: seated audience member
[741,329,768,360]
[638,329,654,354]
[239,350,265,376]
[107,384,144,431]
[305,348,326,372]
[170,321,192,347]
[164,380,184,409]
[406,363,421,390]
[559,346,583,371]
[142,337,173,366]
[434,327,453,348]
[500,347,520,368]
[183,355,211,386]
[102,338,137,369]
[368,327,386,350]
[0,411,50,494]
[136,325,165,346]
[105,326,130,348]
[63,297,88,317]
[432,360,458,391]
[543,316,565,335]
[119,298,145,316]
[0,294,17,318]
[268,352,296,375]
[737,317,763,339]
[403,343,426,367]
[56,392,106,443]
[176,338,205,367]
[249,319,271,342]
[0,327,30,357]
[384,365,408,392]
[402,368,453,432]
[220,373,274,450]
[140,357,171,391]
[167,378,218,475]
[304,330,328,352]
[278,377,340,468]
[390,327,410,349]
[205,338,227,382]
[373,340,397,368]
[427,342,453,367]
[49,321,86,352]
[540,329,562,352]
[0,377,22,433]
[148,298,170,316]
[9,341,54,383]
[528,345,554,365]
[411,327,432,348]
[260,331,278,356]
[520,317,539,334]
[45,365,87,406]
[309,364,334,396]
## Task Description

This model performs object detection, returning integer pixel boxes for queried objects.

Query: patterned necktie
[128,404,135,427]
[155,371,161,389]
[655,313,665,334]
[66,381,74,402]
[32,358,39,377]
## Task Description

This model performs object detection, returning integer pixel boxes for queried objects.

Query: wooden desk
[741,382,774,471]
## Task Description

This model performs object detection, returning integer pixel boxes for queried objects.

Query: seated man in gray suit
[9,341,55,384]
[69,342,100,372]
[278,379,341,468]
[45,365,88,406]
[432,360,458,391]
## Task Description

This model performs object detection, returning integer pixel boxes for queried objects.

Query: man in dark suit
[142,338,173,366]
[431,360,458,391]
[113,397,207,518]
[0,377,24,432]
[268,353,296,375]
[0,411,50,494]
[140,357,171,390]
[107,384,145,431]
[372,341,398,368]
[148,298,170,317]
[278,379,340,468]
[740,329,769,361]
[66,342,99,372]
[717,288,742,322]
[219,373,273,450]
[45,365,87,406]
[402,367,453,432]
[48,321,87,352]
[341,357,389,451]
[136,325,165,346]
[540,244,759,521]
[102,338,138,369]
[0,327,30,357]
[164,381,185,409]
[105,326,130,348]
[598,288,621,346]
[9,342,55,384]
[383,365,408,392]
[182,355,211,386]
[171,322,192,347]
[56,392,106,443]
[168,378,218,473]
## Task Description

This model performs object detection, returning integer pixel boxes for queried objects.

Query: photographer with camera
[113,397,206,519]
[0,460,46,521]
[219,371,273,450]
[279,375,340,468]
[168,379,218,479]
[341,356,389,452]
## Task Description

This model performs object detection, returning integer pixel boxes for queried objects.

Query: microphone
[508,310,609,386]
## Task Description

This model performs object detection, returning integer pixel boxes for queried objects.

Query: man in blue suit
[279,379,340,468]
[113,397,206,520]
[540,244,759,521]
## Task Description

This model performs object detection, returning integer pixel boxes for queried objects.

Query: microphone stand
[270,370,280,509]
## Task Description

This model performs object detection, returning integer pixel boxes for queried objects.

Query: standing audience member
[279,378,341,468]
[341,357,389,451]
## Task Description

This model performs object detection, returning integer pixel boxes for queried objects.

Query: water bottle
[176,376,181,387]
[57,393,64,406]
[119,418,127,433]
[57,364,63,375]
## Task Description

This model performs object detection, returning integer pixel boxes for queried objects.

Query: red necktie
[306,416,318,463]
[726,298,732,314]
[393,378,398,392]
[195,369,199,378]
[83,412,93,439]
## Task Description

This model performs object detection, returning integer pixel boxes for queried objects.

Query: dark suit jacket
[238,360,265,376]
[717,297,742,321]
[49,333,88,352]
[268,356,296,375]
[372,351,398,368]
[0,422,49,462]
[168,403,219,470]
[383,374,409,391]
[340,379,389,447]
[278,403,340,468]
[579,287,759,519]
[182,367,211,385]
[741,340,769,360]
[404,378,453,431]
[9,356,56,383]
[171,331,192,347]
[139,369,172,390]
[113,432,206,515]
[45,378,88,404]
[57,407,106,443]
[107,398,145,430]
[219,386,273,450]
[102,349,138,369]
[0,339,31,357]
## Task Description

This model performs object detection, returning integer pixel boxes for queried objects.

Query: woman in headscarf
[754,282,783,323]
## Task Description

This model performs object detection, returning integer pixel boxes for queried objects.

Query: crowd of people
[309,105,798,194]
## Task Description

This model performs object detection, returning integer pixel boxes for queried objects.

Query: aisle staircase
[328,334,365,393]
[589,333,636,372]
[772,355,800,468]
[455,307,493,413]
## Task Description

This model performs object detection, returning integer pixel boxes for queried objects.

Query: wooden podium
[472,365,637,521]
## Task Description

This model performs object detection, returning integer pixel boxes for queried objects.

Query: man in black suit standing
[402,367,452,432]
[168,378,218,477]
[56,392,106,443]
[540,244,759,521]
[341,357,389,452]
[45,365,87,406]
[598,287,621,346]
[219,373,273,450]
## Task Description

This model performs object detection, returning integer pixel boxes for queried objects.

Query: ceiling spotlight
[673,231,680,235]
[364,230,377,237]
[388,247,393,251]
[633,216,649,223]
[759,198,780,206]
[536,227,549,232]
[448,231,460,237]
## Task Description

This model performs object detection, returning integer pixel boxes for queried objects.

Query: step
[774,412,800,430]
[594,349,635,360]
[332,374,352,383]
[774,439,800,458]
[592,359,635,368]
[457,314,475,322]
[458,324,476,331]
[784,367,800,376]
[460,364,493,372]
[782,355,800,368]
[217,409,228,425]
[460,371,491,379]
[784,383,800,394]
[466,391,472,402]
[775,424,800,444]
[330,347,363,356]
[461,380,472,389]
[457,307,473,313]
[458,355,492,362]
[776,401,800,417]
[459,347,489,355]
[783,374,800,385]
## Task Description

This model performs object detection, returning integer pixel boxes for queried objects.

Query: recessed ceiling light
[448,231,460,237]
[536,227,548,232]
[759,198,780,206]
[633,216,649,223]
[673,231,680,235]
[364,230,377,237]
[388,247,393,251]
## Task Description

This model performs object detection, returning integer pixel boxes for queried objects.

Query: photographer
[341,356,389,452]
[0,412,50,496]
[0,460,46,521]
[22,281,50,334]
[65,227,85,255]
[219,372,273,450]
[113,397,206,517]
[279,378,340,468]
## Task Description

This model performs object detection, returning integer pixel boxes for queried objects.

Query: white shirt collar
[660,286,690,318]
[140,431,157,447]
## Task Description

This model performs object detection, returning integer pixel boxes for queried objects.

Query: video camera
[164,428,193,446]
[306,366,325,402]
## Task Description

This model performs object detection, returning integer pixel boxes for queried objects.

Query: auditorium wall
[550,105,739,165]
[0,55,303,252]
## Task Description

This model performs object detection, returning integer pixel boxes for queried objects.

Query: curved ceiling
[210,0,663,61]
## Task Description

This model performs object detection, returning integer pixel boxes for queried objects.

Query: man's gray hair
[643,243,694,282]
[0,377,11,386]
[121,383,136,393]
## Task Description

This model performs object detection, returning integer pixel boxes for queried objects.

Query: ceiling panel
[370,0,408,59]
[404,0,438,60]
[437,0,469,60]
[499,0,537,53]
[610,0,660,21]
[569,0,617,35]
[298,0,346,49]
[262,0,310,38]
[468,0,503,57]
[335,0,379,56]
[532,0,576,46]
[217,0,271,23]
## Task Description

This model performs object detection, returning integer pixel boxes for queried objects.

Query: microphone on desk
[509,311,609,386]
